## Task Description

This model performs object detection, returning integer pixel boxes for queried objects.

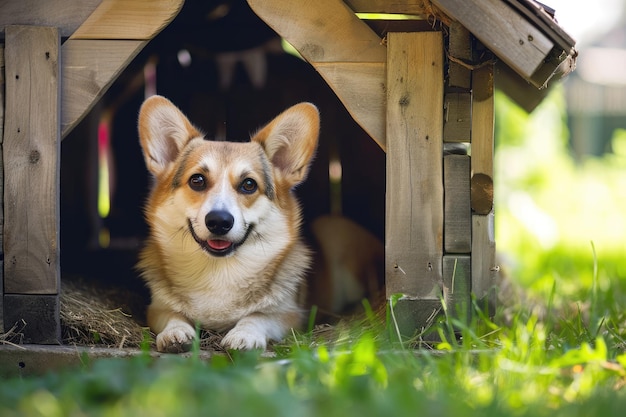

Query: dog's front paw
[221,323,268,350]
[156,322,196,353]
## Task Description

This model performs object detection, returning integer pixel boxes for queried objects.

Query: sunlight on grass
[495,87,626,303]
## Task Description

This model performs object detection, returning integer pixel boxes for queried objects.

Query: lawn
[1,88,625,417]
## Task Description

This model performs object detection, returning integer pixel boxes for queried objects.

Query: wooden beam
[70,0,184,40]
[344,0,430,15]
[433,0,553,80]
[0,44,4,332]
[386,32,444,299]
[471,63,497,308]
[3,26,60,295]
[247,0,387,149]
[471,64,495,215]
[61,39,145,137]
[315,62,386,149]
[0,0,101,38]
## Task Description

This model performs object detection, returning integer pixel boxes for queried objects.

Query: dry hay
[60,279,227,351]
[60,279,147,348]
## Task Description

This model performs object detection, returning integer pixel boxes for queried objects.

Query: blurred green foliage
[494,87,626,304]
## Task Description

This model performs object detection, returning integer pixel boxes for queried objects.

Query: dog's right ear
[138,95,201,176]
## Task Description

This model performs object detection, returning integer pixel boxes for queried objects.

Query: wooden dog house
[0,0,576,343]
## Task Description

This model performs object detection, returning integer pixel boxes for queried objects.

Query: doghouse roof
[249,0,576,113]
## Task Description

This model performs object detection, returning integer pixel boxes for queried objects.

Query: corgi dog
[137,96,319,352]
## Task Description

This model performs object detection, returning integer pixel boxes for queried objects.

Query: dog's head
[138,96,319,258]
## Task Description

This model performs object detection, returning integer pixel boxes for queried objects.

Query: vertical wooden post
[3,26,61,343]
[471,63,498,310]
[386,32,444,336]
[442,22,473,323]
[0,44,5,332]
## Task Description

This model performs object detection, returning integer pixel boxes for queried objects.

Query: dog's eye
[188,174,207,191]
[239,178,258,194]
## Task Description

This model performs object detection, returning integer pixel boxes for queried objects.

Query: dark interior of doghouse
[59,0,385,344]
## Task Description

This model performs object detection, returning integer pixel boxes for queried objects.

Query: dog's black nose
[205,210,234,235]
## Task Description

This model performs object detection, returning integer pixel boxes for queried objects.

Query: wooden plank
[3,294,60,344]
[315,62,386,150]
[0,0,101,38]
[248,0,386,64]
[386,32,444,299]
[433,0,553,79]
[0,43,4,332]
[444,154,471,253]
[3,26,60,294]
[344,0,431,15]
[472,212,497,309]
[448,22,472,90]
[443,92,471,143]
[61,39,145,138]
[248,0,387,149]
[443,255,471,322]
[70,0,184,40]
[471,64,495,215]
[390,298,442,341]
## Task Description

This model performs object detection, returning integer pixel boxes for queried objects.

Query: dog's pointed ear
[138,95,201,176]
[252,103,319,186]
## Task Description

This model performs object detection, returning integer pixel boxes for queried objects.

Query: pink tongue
[207,239,232,251]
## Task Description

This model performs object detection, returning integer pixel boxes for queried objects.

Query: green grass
[2,293,626,417]
[2,88,626,416]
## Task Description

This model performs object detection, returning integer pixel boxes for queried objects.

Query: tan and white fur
[137,96,319,352]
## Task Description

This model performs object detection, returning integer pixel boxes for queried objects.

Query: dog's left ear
[252,103,319,186]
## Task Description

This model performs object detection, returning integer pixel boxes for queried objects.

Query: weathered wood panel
[443,92,471,143]
[386,32,444,299]
[0,43,4,331]
[433,0,553,80]
[0,0,101,38]
[315,62,386,149]
[443,255,471,322]
[344,0,431,15]
[444,154,471,253]
[247,0,387,149]
[61,39,145,137]
[448,22,472,90]
[471,64,495,215]
[4,294,60,344]
[472,213,497,307]
[3,26,60,294]
[70,0,184,40]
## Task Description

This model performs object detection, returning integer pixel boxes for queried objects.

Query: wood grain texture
[0,0,101,37]
[433,0,553,79]
[472,212,497,308]
[3,26,60,294]
[70,0,184,40]
[443,92,471,143]
[444,154,471,253]
[448,22,472,90]
[386,32,444,299]
[61,39,145,137]
[443,255,471,322]
[471,64,495,214]
[0,44,4,331]
[315,62,386,149]
[248,0,386,64]
[3,294,60,343]
[344,0,430,15]
[248,0,387,148]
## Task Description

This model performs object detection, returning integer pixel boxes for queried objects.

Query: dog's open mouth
[188,219,253,257]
